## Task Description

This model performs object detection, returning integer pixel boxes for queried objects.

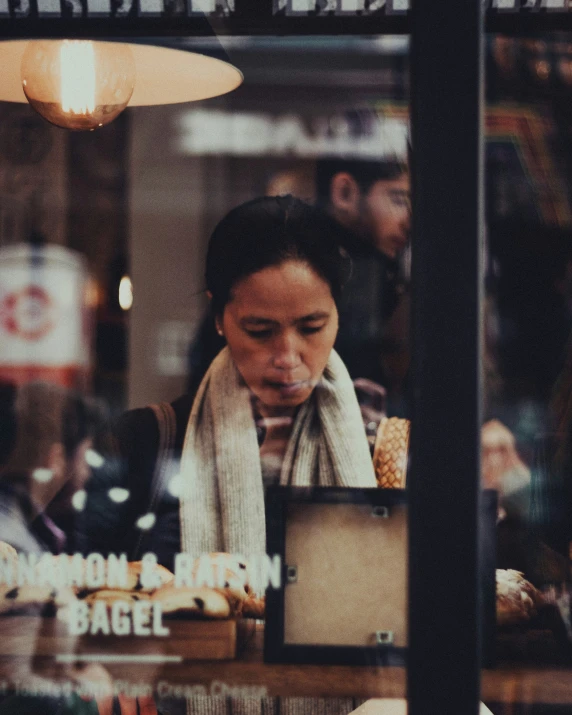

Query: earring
[216,327,224,337]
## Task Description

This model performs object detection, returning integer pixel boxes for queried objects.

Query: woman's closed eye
[245,324,325,340]
[299,323,326,335]
[245,328,274,339]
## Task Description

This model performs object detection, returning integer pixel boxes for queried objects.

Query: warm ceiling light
[0,39,243,131]
[21,40,136,130]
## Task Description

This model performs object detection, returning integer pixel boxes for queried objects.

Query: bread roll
[152,586,231,619]
[373,417,410,489]
[496,569,541,627]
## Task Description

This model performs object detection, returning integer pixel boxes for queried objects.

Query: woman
[181,194,377,559]
[87,196,376,567]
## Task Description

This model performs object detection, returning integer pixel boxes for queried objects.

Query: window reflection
[4,26,572,715]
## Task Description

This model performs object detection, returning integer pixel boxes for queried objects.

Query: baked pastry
[496,569,541,627]
[373,417,410,489]
[0,541,18,567]
[192,553,249,581]
[0,542,19,590]
[0,583,76,615]
[242,594,265,619]
[124,561,175,592]
[32,554,87,592]
[152,586,231,619]
[191,553,250,614]
[215,572,248,615]
[80,589,152,606]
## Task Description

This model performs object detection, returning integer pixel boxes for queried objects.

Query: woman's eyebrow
[240,312,330,327]
[298,312,330,321]
[240,316,279,326]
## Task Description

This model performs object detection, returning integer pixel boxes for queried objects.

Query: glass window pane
[484,29,572,715]
[0,30,414,715]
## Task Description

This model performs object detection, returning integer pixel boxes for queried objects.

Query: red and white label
[0,246,92,388]
[0,285,55,341]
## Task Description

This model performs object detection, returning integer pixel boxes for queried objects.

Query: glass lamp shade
[0,40,243,130]
[21,40,136,131]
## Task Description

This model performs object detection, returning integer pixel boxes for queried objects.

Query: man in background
[315,158,411,401]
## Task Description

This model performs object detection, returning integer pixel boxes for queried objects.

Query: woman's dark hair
[206,195,350,316]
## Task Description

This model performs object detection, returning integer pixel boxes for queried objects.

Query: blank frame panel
[283,502,407,648]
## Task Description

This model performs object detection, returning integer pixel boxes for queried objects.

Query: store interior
[1,27,572,713]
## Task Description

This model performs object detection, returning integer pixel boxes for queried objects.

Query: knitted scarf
[179,346,376,559]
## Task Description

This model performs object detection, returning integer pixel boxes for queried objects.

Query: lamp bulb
[21,40,136,131]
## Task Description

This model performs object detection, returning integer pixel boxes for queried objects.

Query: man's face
[360,173,411,260]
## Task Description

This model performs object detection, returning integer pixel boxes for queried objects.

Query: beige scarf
[179,346,376,559]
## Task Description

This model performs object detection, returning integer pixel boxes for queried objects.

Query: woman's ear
[330,172,361,222]
[208,291,224,337]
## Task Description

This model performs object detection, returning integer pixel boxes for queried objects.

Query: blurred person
[483,223,572,582]
[482,419,531,511]
[315,157,411,418]
[482,418,568,586]
[45,392,107,554]
[0,385,108,715]
[0,381,100,554]
[481,417,531,544]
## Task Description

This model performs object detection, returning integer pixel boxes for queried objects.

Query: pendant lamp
[0,38,243,130]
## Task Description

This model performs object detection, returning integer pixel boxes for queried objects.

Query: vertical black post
[408,2,484,715]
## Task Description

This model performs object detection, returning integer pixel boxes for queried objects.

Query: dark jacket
[335,232,402,386]
[80,394,194,571]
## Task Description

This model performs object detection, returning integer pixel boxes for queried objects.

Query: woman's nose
[272,333,301,370]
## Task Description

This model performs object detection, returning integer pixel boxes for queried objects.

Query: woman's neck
[254,400,297,421]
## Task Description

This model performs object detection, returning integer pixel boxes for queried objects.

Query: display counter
[0,624,570,706]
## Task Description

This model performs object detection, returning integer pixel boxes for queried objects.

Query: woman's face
[219,260,339,408]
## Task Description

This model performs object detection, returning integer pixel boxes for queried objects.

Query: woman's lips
[265,380,307,397]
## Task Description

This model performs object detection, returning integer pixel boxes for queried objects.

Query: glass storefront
[0,3,571,715]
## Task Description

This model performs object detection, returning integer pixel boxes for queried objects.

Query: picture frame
[264,486,497,667]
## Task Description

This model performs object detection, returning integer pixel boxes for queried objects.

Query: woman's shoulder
[115,404,160,454]
[115,392,195,455]
[171,393,195,437]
